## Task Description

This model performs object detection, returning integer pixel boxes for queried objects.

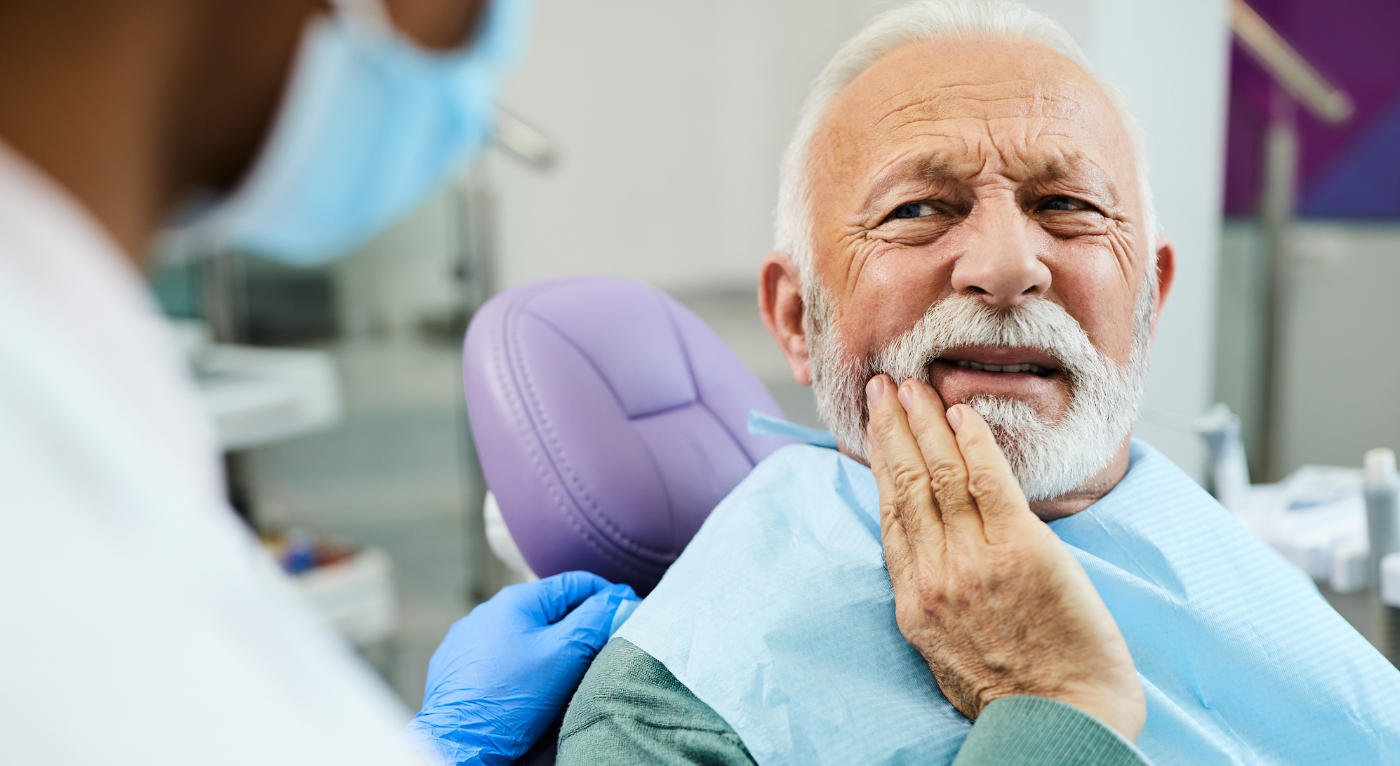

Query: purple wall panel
[1223,0,1400,218]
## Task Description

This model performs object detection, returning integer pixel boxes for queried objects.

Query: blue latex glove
[404,572,639,766]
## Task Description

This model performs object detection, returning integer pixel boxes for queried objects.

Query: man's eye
[891,201,935,219]
[1040,196,1090,212]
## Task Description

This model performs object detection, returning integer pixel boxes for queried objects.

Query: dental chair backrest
[462,277,789,595]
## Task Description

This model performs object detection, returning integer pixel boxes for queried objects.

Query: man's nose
[950,210,1051,308]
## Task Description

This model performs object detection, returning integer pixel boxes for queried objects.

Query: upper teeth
[954,360,1048,375]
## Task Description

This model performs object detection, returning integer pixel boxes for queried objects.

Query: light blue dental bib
[617,441,1400,765]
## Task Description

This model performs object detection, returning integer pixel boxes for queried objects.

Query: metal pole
[1230,1,1353,480]
[447,170,497,605]
[1256,92,1297,480]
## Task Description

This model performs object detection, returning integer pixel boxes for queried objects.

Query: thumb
[552,584,638,657]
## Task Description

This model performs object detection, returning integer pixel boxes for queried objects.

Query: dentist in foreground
[0,1,632,764]
[0,0,1148,763]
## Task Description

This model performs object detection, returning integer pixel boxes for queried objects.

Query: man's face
[762,35,1175,510]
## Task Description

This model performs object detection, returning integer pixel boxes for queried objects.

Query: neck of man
[1028,435,1133,521]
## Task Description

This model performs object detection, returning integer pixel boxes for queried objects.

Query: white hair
[774,0,1158,285]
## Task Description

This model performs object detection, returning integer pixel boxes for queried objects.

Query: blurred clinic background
[146,0,1400,706]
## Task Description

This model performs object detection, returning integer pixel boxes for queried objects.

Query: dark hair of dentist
[0,0,1145,764]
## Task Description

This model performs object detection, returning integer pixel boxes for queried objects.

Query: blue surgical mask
[188,0,532,265]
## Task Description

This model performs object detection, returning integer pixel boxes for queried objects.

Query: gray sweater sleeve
[558,638,754,766]
[953,696,1150,766]
[559,638,1149,766]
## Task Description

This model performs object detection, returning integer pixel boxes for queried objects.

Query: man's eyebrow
[1032,152,1123,207]
[860,153,969,214]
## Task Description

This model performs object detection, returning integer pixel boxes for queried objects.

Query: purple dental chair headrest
[462,277,789,594]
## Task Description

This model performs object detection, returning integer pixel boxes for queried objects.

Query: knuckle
[948,556,990,597]
[964,465,1001,499]
[913,566,949,608]
[893,603,921,637]
[890,462,933,499]
[926,458,967,494]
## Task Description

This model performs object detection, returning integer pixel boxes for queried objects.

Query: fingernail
[866,377,885,408]
[946,404,964,430]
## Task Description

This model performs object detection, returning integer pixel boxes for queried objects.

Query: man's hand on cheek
[864,375,1146,742]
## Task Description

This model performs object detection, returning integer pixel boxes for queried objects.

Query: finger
[865,375,943,552]
[553,584,639,659]
[947,404,1031,530]
[898,380,984,543]
[867,425,919,586]
[508,571,620,625]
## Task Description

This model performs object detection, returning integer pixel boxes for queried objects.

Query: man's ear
[758,251,813,386]
[1149,235,1176,340]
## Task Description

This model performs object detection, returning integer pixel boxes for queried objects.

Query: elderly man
[557,1,1400,765]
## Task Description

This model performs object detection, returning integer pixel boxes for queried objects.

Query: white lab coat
[0,142,424,764]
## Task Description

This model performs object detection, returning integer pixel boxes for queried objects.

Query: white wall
[1257,223,1400,477]
[489,0,888,290]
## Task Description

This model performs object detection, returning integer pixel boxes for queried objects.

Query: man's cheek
[853,249,951,330]
[1047,244,1139,364]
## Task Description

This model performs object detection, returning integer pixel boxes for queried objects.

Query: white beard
[804,279,1154,503]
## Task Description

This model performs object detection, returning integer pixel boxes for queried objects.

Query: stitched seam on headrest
[529,296,700,420]
[693,398,757,467]
[497,294,659,578]
[661,297,703,417]
[662,299,768,467]
[511,320,676,562]
[511,309,678,562]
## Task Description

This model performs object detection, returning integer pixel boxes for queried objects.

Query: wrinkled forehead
[812,35,1137,201]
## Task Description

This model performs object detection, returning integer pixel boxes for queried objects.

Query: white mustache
[870,294,1107,388]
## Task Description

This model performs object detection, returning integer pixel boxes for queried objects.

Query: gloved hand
[404,571,639,766]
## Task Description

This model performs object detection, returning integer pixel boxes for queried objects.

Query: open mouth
[924,346,1067,412]
[949,359,1053,377]
[933,346,1063,379]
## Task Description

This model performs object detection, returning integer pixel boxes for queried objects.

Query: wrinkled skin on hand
[865,375,1145,741]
